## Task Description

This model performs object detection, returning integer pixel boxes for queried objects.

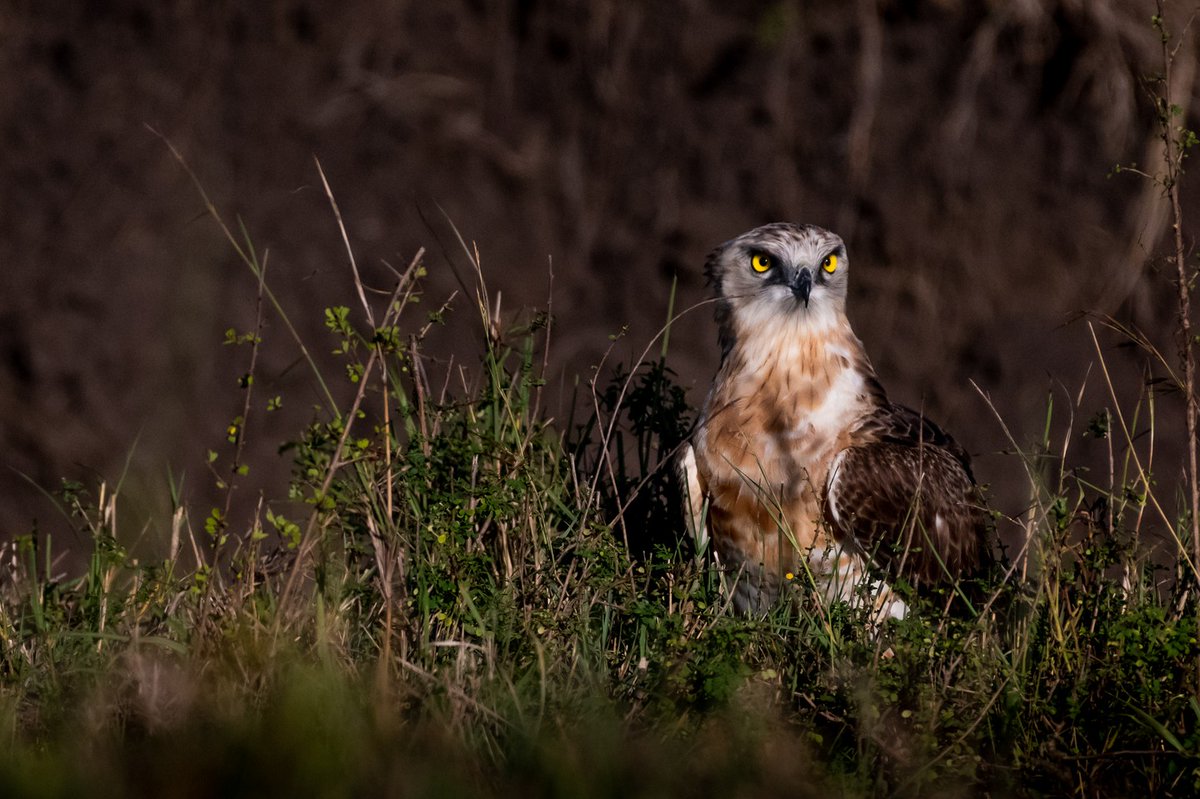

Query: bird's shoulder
[852,402,974,479]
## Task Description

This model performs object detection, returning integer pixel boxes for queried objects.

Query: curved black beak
[791,268,812,307]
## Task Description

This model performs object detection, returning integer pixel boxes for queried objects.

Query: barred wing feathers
[825,404,988,585]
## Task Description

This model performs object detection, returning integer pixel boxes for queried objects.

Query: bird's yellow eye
[751,253,772,273]
[822,254,838,273]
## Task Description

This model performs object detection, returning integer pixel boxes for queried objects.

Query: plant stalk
[1157,2,1200,682]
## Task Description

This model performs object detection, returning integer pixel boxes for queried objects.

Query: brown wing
[825,404,988,585]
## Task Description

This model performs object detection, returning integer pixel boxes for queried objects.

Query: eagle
[679,222,988,619]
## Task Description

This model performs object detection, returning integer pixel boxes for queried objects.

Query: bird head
[705,223,850,355]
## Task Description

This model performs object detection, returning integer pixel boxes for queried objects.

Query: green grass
[4,181,1200,798]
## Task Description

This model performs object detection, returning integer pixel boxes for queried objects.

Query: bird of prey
[679,223,987,619]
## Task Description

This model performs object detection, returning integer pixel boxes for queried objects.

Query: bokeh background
[2,1,1197,551]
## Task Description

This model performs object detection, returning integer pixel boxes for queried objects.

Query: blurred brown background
[2,1,1197,550]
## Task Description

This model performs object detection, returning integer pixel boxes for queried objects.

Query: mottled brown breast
[694,320,879,585]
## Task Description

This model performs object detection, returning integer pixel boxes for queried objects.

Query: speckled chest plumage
[693,312,878,591]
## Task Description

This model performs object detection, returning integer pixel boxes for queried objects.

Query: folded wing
[825,404,988,585]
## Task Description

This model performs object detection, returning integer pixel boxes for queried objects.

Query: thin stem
[1156,0,1200,678]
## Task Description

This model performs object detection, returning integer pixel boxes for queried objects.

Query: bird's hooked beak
[791,268,812,307]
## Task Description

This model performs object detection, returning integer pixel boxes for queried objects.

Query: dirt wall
[2,1,1196,550]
